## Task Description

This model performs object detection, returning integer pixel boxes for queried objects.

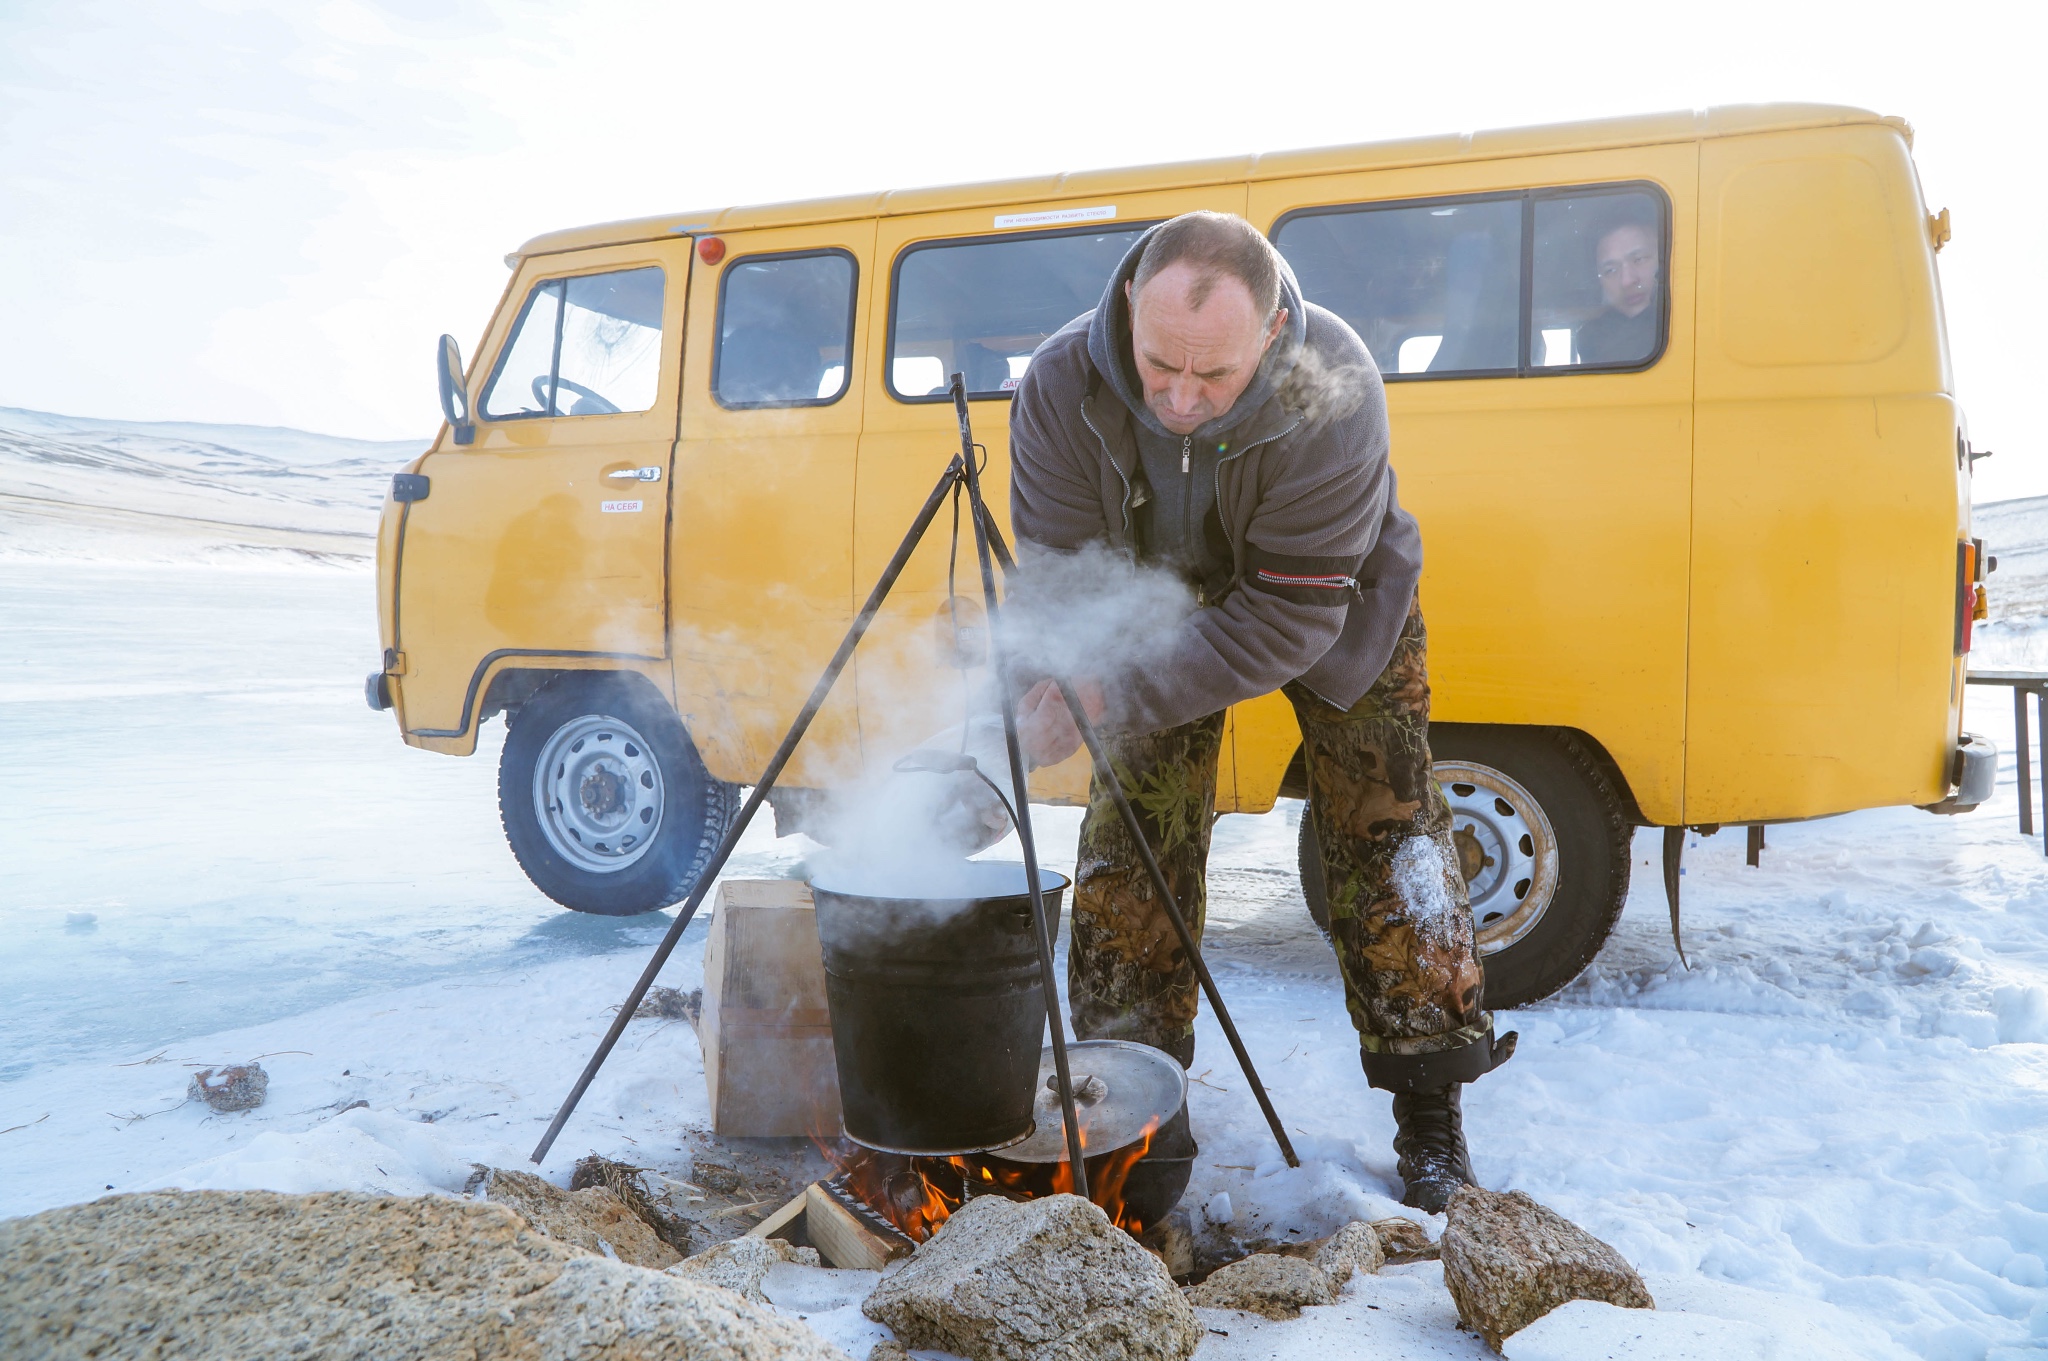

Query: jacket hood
[1085,223,1310,442]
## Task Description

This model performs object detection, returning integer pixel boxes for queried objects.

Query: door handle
[606,466,663,482]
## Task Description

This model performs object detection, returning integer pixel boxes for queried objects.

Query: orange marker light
[697,237,726,266]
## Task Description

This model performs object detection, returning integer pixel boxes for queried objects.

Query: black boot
[1390,1083,1473,1214]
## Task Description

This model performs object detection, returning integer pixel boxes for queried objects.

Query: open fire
[822,1117,1162,1243]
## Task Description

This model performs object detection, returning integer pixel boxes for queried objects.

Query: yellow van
[369,102,1992,1007]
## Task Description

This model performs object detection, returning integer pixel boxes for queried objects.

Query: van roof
[514,102,1900,260]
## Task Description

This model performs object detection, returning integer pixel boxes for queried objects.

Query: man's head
[1595,216,1660,320]
[1125,212,1290,435]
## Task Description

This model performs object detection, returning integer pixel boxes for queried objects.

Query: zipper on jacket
[1181,436,1192,545]
[1210,417,1301,566]
[1081,396,1136,539]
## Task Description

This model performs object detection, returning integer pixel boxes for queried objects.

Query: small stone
[866,1341,911,1361]
[1440,1186,1654,1350]
[667,1234,821,1303]
[692,1159,746,1194]
[188,1063,268,1112]
[863,1193,1197,1361]
[1185,1253,1336,1321]
[481,1167,681,1270]
[1263,1221,1384,1284]
[1370,1216,1436,1262]
[571,1154,694,1255]
[636,986,702,1023]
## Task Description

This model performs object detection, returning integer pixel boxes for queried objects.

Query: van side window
[481,266,665,419]
[888,226,1148,400]
[714,250,858,408]
[1274,198,1521,376]
[1531,189,1667,369]
[1271,183,1669,379]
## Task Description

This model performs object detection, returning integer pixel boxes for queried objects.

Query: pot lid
[994,1040,1188,1164]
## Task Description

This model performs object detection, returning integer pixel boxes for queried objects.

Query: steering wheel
[532,375,621,416]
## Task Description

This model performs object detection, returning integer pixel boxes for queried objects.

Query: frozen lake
[0,559,809,1081]
[10,543,2048,1358]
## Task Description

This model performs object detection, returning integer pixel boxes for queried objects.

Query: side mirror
[437,334,476,446]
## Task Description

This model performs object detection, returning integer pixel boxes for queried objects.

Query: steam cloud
[807,541,1196,895]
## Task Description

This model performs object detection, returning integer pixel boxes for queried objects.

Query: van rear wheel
[499,673,739,915]
[1298,726,1632,1009]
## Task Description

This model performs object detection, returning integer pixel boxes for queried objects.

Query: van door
[1252,145,1699,825]
[1687,123,1957,819]
[853,188,1243,799]
[394,242,691,745]
[668,222,873,789]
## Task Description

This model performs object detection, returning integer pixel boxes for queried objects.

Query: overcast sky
[2,0,2042,499]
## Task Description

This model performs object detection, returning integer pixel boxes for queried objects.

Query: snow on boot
[1391,1083,1474,1214]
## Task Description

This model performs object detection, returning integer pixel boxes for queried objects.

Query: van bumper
[1921,731,1997,814]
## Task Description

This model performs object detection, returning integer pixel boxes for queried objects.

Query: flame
[821,1117,1161,1243]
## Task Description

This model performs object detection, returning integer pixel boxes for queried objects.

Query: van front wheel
[1298,726,1633,1009]
[499,673,740,915]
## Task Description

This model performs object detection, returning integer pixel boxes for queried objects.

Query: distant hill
[0,407,426,566]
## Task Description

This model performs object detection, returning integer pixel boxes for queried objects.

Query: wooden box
[699,878,843,1138]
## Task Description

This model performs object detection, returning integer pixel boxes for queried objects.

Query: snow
[7,420,2048,1359]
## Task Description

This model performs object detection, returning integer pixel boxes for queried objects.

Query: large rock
[1186,1253,1335,1320]
[668,1234,821,1303]
[0,1189,848,1360]
[481,1165,682,1269]
[1439,1186,1654,1350]
[862,1193,1198,1361]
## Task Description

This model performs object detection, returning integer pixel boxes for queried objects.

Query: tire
[499,673,740,915]
[1299,726,1632,1009]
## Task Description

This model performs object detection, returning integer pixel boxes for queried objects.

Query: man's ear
[1125,279,1134,306]
[1263,307,1290,350]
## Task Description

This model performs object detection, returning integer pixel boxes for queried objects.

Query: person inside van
[1007,211,1515,1213]
[1573,207,1662,365]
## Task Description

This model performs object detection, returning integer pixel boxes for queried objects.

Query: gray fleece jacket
[1008,227,1423,735]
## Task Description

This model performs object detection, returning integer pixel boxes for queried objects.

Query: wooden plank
[747,1187,810,1242]
[804,1183,912,1271]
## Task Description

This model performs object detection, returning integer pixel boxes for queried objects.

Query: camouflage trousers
[1068,601,1490,1060]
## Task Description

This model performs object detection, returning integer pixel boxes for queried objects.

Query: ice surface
[7,439,2048,1358]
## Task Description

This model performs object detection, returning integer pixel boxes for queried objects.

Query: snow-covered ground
[7,412,2048,1359]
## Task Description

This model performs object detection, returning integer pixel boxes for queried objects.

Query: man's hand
[1015,678,1107,768]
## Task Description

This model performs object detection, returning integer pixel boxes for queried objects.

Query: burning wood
[820,1116,1162,1244]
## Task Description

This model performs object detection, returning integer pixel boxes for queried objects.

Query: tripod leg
[953,378,1090,1198]
[974,501,1300,1168]
[530,458,965,1165]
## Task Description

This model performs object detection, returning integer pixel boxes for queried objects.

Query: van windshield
[888,226,1146,400]
[482,266,666,419]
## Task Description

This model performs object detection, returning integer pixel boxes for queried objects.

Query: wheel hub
[1435,762,1559,955]
[532,712,664,874]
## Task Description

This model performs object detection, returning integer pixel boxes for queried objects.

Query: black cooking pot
[811,861,1068,1155]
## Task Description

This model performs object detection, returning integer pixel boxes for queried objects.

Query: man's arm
[1106,451,1386,734]
[1009,333,1112,553]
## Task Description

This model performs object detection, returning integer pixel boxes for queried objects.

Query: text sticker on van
[995,205,1116,230]
[601,499,643,514]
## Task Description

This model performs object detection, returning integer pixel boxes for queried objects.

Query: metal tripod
[531,374,1298,1192]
